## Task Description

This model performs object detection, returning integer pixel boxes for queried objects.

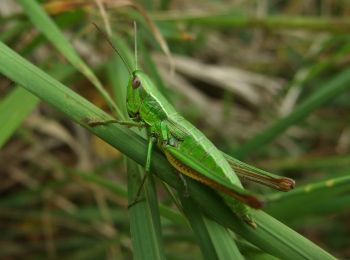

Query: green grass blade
[155,14,350,33]
[204,201,336,260]
[0,87,38,148]
[235,66,350,158]
[127,159,166,260]
[106,33,136,116]
[140,40,168,96]
[0,63,75,149]
[265,173,350,220]
[107,53,130,119]
[17,0,121,117]
[0,40,336,259]
[181,196,243,260]
[203,218,243,260]
[260,154,350,172]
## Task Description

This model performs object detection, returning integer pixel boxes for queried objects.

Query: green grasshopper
[90,24,295,227]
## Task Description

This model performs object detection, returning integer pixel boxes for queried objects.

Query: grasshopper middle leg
[128,136,156,208]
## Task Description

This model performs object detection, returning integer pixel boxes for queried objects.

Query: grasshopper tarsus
[177,172,190,197]
[127,197,146,209]
[244,219,258,229]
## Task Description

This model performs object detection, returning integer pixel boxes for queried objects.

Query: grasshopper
[89,24,295,227]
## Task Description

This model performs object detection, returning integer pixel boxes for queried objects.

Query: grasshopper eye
[132,77,141,89]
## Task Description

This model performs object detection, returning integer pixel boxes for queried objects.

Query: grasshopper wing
[164,145,263,209]
[223,153,295,192]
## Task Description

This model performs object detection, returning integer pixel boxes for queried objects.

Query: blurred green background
[1,0,350,259]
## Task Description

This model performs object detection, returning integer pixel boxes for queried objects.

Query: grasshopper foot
[178,172,190,197]
[128,197,146,209]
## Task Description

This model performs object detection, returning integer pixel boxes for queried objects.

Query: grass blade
[17,0,121,117]
[181,195,243,260]
[155,14,350,33]
[0,64,75,148]
[266,173,350,221]
[0,87,38,148]
[235,67,350,158]
[127,159,165,260]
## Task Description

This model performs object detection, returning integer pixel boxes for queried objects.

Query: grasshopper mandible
[89,23,295,227]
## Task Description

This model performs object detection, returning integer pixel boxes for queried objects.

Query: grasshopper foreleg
[128,135,156,208]
[87,118,146,128]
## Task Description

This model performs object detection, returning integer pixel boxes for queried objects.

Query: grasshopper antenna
[133,21,138,70]
[92,22,132,76]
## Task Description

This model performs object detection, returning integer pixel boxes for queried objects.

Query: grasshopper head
[127,70,174,121]
[126,70,147,119]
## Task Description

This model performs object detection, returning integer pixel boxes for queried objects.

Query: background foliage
[0,0,349,259]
